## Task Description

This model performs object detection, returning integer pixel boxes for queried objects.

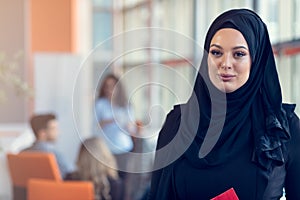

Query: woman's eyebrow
[210,44,222,49]
[233,46,249,50]
[210,44,248,50]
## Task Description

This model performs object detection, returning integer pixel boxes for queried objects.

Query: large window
[92,0,300,124]
[92,0,197,129]
[122,0,196,124]
[92,0,113,49]
[293,0,300,39]
[291,55,300,114]
[257,0,300,115]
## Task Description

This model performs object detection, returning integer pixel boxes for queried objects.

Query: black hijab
[181,8,290,170]
[149,9,291,200]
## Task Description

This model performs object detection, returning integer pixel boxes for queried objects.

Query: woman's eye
[210,50,222,56]
[234,51,246,57]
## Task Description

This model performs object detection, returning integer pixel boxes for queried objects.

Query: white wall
[34,53,89,168]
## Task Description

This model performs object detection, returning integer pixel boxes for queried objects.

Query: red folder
[211,188,239,200]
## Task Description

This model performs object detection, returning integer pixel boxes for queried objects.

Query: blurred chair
[27,178,94,200]
[6,152,62,200]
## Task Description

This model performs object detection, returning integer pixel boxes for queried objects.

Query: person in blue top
[22,113,74,179]
[95,74,137,167]
[148,9,300,199]
[95,73,139,200]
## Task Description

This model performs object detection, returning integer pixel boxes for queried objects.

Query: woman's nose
[220,54,232,69]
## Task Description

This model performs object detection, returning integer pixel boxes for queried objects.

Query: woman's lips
[219,73,236,81]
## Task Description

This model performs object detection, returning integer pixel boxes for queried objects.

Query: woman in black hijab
[148,9,300,199]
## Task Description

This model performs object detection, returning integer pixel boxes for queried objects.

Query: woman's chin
[215,84,237,93]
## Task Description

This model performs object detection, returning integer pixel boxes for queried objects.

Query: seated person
[22,113,74,179]
[67,137,123,200]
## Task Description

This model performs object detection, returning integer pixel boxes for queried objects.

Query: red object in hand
[211,188,239,200]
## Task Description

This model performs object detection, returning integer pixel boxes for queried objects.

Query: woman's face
[208,28,251,93]
[103,77,117,100]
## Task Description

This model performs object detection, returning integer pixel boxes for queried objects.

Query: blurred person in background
[95,73,136,163]
[95,73,139,200]
[22,113,74,179]
[68,137,123,200]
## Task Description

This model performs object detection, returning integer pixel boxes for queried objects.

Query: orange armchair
[27,178,94,200]
[6,152,62,200]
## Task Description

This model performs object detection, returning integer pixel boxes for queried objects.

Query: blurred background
[0,0,299,199]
